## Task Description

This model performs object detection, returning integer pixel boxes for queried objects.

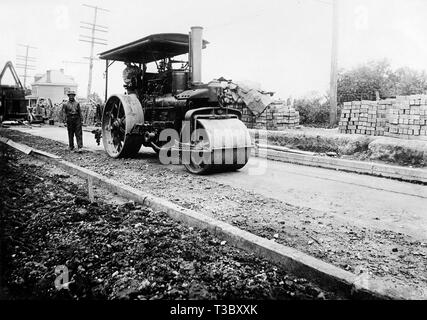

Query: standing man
[62,90,83,152]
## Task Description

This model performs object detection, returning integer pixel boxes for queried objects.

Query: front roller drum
[182,118,252,174]
[101,94,144,158]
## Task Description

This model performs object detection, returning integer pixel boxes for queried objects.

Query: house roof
[32,70,77,86]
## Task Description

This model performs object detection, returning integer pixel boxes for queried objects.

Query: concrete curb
[1,137,425,300]
[253,147,427,184]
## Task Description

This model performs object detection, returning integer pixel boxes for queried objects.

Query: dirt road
[2,126,427,297]
[1,147,335,300]
[11,125,427,241]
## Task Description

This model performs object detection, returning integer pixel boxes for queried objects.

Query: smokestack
[46,70,51,83]
[189,26,203,85]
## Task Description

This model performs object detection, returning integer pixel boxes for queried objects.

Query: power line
[82,4,110,13]
[80,25,108,33]
[80,21,109,30]
[83,56,100,61]
[62,56,100,67]
[206,0,339,121]
[62,60,89,65]
[207,0,333,31]
[16,55,36,62]
[80,34,108,43]
[16,44,37,88]
[79,4,109,98]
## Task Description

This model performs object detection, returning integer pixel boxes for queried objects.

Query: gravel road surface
[1,127,426,296]
[0,145,336,300]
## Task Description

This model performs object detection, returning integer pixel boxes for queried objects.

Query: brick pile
[384,95,427,138]
[339,95,427,139]
[241,101,300,130]
[339,100,388,135]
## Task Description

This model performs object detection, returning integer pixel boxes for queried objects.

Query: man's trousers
[67,117,83,149]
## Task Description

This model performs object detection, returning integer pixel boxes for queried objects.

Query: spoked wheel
[182,118,252,175]
[102,94,144,158]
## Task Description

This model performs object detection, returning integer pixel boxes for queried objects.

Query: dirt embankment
[1,128,426,297]
[250,128,427,167]
[0,145,335,300]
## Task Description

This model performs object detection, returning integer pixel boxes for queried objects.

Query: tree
[337,59,427,103]
[337,59,394,103]
[390,67,427,96]
[294,92,330,127]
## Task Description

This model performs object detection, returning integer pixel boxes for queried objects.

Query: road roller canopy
[99,33,209,64]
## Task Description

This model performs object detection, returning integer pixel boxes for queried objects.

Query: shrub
[294,96,331,127]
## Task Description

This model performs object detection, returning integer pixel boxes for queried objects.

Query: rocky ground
[0,144,337,300]
[1,128,426,298]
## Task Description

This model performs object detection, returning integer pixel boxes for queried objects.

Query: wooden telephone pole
[79,4,109,98]
[16,44,37,88]
[329,0,339,126]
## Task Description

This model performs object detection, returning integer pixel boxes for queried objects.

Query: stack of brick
[267,101,300,130]
[384,95,427,138]
[339,94,427,139]
[240,101,300,130]
[376,99,390,135]
[339,100,387,135]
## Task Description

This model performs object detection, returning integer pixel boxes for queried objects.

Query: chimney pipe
[189,26,203,85]
[46,70,51,83]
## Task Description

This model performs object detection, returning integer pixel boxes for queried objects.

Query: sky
[1,0,427,100]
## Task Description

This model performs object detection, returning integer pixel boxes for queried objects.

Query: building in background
[31,69,77,104]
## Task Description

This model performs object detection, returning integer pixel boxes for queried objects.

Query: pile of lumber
[80,102,98,126]
[50,101,98,126]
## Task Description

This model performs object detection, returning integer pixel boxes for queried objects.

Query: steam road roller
[98,26,252,174]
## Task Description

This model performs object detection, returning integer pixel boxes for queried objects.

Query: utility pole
[62,57,99,66]
[329,0,339,127]
[79,4,109,98]
[16,44,37,88]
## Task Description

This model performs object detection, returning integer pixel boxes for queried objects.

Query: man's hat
[67,90,76,96]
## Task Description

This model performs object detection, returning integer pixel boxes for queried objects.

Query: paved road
[11,125,427,241]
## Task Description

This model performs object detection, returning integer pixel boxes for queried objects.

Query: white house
[31,69,77,104]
